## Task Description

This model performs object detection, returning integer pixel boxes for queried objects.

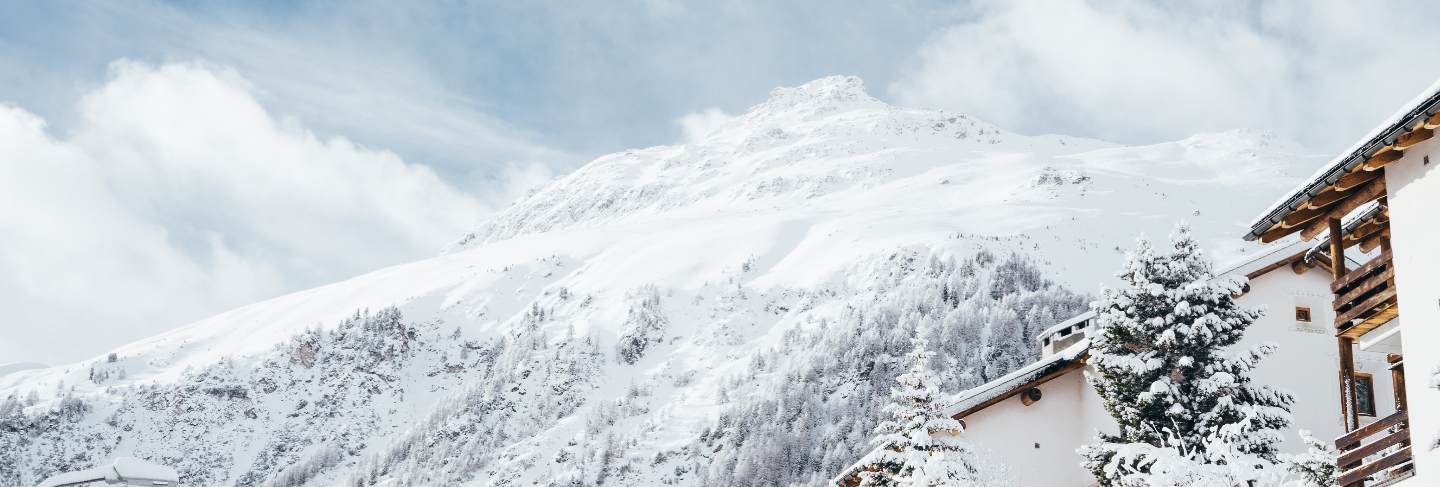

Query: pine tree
[858,336,986,486]
[1080,225,1294,485]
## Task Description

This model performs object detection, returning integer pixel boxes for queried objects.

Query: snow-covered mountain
[0,76,1321,486]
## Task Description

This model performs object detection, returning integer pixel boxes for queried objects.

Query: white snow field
[0,76,1320,486]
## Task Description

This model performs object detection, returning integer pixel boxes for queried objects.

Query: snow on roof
[1215,239,1309,277]
[36,457,179,487]
[1213,236,1364,279]
[944,338,1090,419]
[1246,76,1440,240]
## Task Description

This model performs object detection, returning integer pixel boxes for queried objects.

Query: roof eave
[1245,89,1440,241]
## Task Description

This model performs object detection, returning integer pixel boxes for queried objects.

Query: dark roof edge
[1245,90,1440,241]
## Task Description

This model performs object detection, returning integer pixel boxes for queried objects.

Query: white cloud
[675,107,736,143]
[0,61,498,364]
[890,0,1440,150]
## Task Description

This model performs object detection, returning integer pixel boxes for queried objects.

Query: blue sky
[0,1,966,185]
[4,0,1440,364]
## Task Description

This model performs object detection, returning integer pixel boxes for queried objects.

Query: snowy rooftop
[944,338,1090,419]
[1215,239,1309,277]
[1246,76,1440,241]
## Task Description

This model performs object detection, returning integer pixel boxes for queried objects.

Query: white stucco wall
[1239,265,1397,451]
[1384,139,1440,484]
[956,370,1112,487]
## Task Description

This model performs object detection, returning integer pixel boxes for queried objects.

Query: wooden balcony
[1336,409,1414,486]
[1333,250,1398,338]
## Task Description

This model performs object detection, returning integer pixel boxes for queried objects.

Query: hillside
[0,76,1319,486]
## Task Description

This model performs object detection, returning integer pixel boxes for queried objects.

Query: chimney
[1036,312,1095,358]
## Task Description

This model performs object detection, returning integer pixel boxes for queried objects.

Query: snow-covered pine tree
[858,336,986,486]
[1080,225,1294,485]
[1286,430,1338,486]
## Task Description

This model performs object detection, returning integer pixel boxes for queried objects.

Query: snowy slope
[0,76,1319,486]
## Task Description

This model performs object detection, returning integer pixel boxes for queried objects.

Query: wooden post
[1390,354,1407,412]
[1329,216,1359,434]
[1338,336,1359,432]
[1329,218,1346,279]
[1337,340,1363,487]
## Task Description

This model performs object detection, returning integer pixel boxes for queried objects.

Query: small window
[1354,373,1377,417]
[1295,306,1312,323]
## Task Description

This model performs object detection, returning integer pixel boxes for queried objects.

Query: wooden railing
[1332,250,1397,338]
[1335,409,1414,486]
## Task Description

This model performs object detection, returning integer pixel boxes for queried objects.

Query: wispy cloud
[0,61,490,363]
[889,0,1440,150]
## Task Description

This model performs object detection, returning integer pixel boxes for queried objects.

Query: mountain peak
[751,75,881,118]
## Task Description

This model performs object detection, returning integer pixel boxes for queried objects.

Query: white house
[833,240,1399,486]
[1244,78,1440,487]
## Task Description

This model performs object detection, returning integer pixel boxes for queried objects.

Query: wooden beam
[1393,128,1434,150]
[1337,409,1409,449]
[1329,218,1346,280]
[1336,287,1397,327]
[1284,171,1382,231]
[1298,179,1388,241]
[1338,336,1359,433]
[1390,355,1407,412]
[1331,249,1393,293]
[1262,174,1388,243]
[1332,268,1393,310]
[1425,112,1440,129]
[1281,205,1328,228]
[1337,428,1409,466]
[1306,187,1352,209]
[1341,302,1399,339]
[1348,223,1386,247]
[1359,229,1390,253]
[1299,218,1327,241]
[1336,169,1382,191]
[1259,224,1298,243]
[1337,446,1412,486]
[1363,150,1405,171]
